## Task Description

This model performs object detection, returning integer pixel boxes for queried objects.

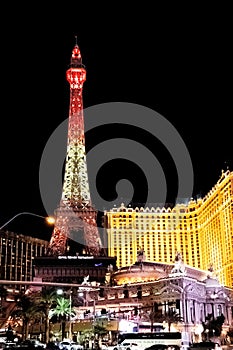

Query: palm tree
[93,324,108,349]
[0,285,8,317]
[50,296,76,341]
[38,288,58,344]
[202,313,225,340]
[139,304,164,332]
[11,292,43,340]
[149,310,164,332]
[163,310,183,332]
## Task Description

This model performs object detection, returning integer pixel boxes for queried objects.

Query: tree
[11,291,43,340]
[163,310,183,332]
[38,287,58,344]
[50,296,76,341]
[0,285,8,316]
[93,324,108,349]
[202,313,225,339]
[6,324,14,342]
[79,329,93,349]
[139,304,164,332]
[227,327,233,344]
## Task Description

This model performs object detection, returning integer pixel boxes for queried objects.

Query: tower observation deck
[47,41,104,257]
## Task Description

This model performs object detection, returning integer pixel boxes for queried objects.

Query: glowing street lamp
[0,211,55,230]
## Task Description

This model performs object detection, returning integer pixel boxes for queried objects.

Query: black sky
[0,5,232,239]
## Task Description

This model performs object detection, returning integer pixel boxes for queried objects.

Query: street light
[0,212,55,230]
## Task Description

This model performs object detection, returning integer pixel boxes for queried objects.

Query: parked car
[59,342,71,350]
[18,340,46,349]
[116,341,141,350]
[70,343,83,350]
[46,342,60,350]
[189,342,221,350]
[104,344,118,350]
[30,340,46,349]
[2,342,17,349]
[59,342,83,350]
[144,346,179,350]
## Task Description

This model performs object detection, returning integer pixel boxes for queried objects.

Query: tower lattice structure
[47,42,103,257]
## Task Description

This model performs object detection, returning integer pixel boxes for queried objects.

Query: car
[46,342,60,350]
[144,346,179,350]
[59,342,71,350]
[59,342,83,350]
[2,342,17,349]
[70,343,83,350]
[189,342,221,350]
[144,346,167,350]
[115,343,142,350]
[105,345,118,350]
[18,339,46,349]
[30,340,46,349]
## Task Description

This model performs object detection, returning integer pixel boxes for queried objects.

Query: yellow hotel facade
[104,169,233,288]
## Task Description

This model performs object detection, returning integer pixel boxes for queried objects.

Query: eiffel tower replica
[34,39,116,284]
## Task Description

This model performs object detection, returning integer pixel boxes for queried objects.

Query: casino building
[104,169,233,288]
[0,172,232,344]
[0,230,49,291]
[67,251,233,345]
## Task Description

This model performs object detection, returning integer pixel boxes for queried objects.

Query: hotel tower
[105,169,233,288]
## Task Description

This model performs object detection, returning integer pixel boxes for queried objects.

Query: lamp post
[0,211,55,230]
[69,290,72,340]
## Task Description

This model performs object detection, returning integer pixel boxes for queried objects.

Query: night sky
[0,5,232,240]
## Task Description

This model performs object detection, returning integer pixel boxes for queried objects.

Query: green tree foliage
[38,287,58,344]
[202,313,225,338]
[163,310,184,332]
[50,296,76,341]
[140,305,183,332]
[11,291,43,341]
[93,324,108,349]
[6,325,14,342]
[227,326,233,337]
[139,304,164,332]
[227,327,233,343]
[0,285,8,316]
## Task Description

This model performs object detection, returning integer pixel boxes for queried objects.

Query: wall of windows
[0,230,49,291]
[105,170,233,288]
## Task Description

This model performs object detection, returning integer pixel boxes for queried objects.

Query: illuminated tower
[47,40,103,257]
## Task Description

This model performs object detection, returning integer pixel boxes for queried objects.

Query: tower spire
[75,35,78,45]
[47,42,104,257]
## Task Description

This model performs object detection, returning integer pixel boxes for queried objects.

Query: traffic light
[99,287,104,297]
[134,307,138,315]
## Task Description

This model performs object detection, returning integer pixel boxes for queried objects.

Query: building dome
[112,260,209,285]
[112,261,173,285]
[204,276,221,288]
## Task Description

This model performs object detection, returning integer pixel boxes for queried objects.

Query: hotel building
[0,230,49,291]
[105,169,233,288]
